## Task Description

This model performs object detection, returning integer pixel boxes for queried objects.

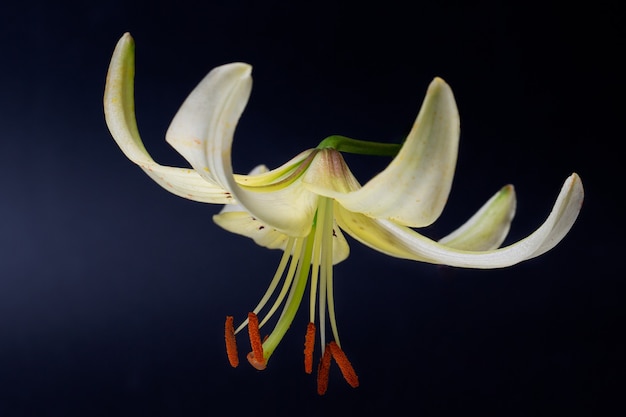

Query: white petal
[166,64,318,236]
[439,185,516,251]
[140,166,235,204]
[165,63,251,188]
[330,219,351,265]
[213,211,290,250]
[314,77,460,227]
[103,33,231,204]
[335,174,583,269]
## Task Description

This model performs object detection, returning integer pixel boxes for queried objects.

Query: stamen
[224,316,239,368]
[246,312,266,370]
[258,238,304,329]
[328,341,359,388]
[304,322,316,374]
[260,232,315,360]
[234,238,295,334]
[316,343,332,395]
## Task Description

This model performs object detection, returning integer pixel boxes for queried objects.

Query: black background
[1,1,623,416]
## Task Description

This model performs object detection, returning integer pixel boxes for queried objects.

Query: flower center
[224,195,359,393]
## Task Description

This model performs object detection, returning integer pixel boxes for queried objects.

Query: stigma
[224,194,359,394]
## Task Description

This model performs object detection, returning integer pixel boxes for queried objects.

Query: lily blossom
[104,33,584,394]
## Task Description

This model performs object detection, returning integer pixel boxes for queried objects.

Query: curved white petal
[103,33,232,204]
[439,185,516,251]
[166,63,318,236]
[310,77,460,227]
[329,218,351,265]
[140,166,235,203]
[336,174,583,269]
[213,211,290,250]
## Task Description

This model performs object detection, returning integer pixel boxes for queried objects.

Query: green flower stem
[317,135,401,157]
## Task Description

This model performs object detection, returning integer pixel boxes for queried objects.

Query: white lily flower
[104,33,584,394]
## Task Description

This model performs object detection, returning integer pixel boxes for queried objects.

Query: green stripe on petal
[104,33,232,204]
[234,151,314,188]
[166,63,318,237]
[439,185,516,251]
[324,77,460,227]
[336,174,583,269]
[104,34,144,161]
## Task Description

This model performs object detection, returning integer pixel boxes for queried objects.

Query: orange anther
[316,343,332,395]
[246,312,266,370]
[304,322,316,374]
[224,316,239,368]
[328,341,359,388]
[246,351,267,370]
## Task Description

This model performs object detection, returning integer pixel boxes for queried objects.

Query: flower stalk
[317,135,402,156]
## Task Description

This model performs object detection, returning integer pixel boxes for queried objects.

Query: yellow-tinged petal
[213,211,290,250]
[166,64,318,237]
[439,185,516,251]
[309,77,460,227]
[104,33,232,204]
[234,151,314,188]
[335,174,583,269]
[329,210,351,265]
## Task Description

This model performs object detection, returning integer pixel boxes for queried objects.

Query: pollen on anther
[304,322,316,374]
[328,341,359,388]
[224,316,239,368]
[247,312,266,370]
[316,343,332,395]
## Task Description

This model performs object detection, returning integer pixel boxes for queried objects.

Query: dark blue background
[1,1,623,416]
